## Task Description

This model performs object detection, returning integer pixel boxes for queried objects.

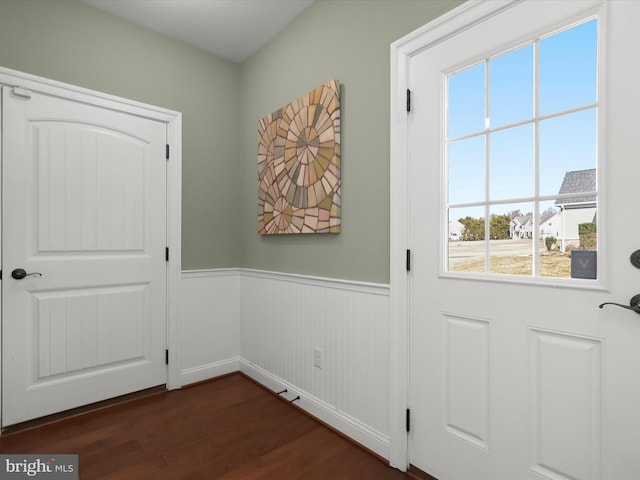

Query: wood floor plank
[0,373,409,479]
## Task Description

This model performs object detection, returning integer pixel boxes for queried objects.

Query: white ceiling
[81,0,315,63]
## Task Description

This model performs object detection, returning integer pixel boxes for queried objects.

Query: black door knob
[599,294,640,314]
[11,268,42,280]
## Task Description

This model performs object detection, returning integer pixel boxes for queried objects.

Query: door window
[446,18,598,280]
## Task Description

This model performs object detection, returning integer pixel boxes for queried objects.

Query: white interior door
[407,1,640,479]
[2,86,168,426]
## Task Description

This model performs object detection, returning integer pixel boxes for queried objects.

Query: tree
[459,216,484,241]
[490,214,511,239]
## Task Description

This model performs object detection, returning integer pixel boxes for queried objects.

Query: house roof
[513,215,532,225]
[555,168,596,205]
[539,211,557,223]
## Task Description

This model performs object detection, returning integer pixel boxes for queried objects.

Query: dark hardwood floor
[0,373,411,479]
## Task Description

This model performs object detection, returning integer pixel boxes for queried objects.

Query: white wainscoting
[180,270,241,385]
[240,269,391,459]
[180,268,392,460]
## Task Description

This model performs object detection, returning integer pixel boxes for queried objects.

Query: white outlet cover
[313,347,323,369]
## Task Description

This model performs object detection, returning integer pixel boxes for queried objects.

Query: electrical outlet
[313,347,323,369]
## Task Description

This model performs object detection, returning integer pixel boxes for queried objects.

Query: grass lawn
[448,240,572,277]
[450,254,571,277]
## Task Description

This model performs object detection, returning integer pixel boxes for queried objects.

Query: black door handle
[599,294,640,314]
[11,268,42,280]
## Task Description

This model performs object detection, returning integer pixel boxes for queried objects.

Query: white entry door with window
[2,84,169,427]
[394,1,640,479]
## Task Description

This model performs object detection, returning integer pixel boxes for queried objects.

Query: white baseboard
[180,357,241,386]
[240,358,391,461]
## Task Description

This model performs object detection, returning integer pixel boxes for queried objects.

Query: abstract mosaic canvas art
[258,80,341,234]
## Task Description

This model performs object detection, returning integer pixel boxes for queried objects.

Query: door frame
[389,0,528,470]
[0,66,183,431]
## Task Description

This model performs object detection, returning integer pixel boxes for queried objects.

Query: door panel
[408,1,640,479]
[443,314,490,451]
[34,285,150,377]
[2,87,167,426]
[529,329,602,480]
[34,124,147,253]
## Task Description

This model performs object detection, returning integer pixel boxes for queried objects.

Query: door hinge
[406,249,411,272]
[165,349,169,365]
[166,144,170,160]
[406,89,411,112]
[406,408,411,432]
[165,247,169,262]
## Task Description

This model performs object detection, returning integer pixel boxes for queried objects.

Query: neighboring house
[510,215,533,239]
[448,219,464,240]
[510,211,562,244]
[539,211,562,240]
[555,168,597,252]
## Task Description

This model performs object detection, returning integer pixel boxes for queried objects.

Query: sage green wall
[0,0,242,270]
[0,0,465,280]
[240,0,463,283]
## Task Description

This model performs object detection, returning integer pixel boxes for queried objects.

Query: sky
[447,18,597,222]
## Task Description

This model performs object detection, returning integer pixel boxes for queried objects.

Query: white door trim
[0,66,182,430]
[389,0,522,469]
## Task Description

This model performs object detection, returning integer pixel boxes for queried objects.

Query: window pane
[539,108,596,196]
[539,19,597,115]
[489,203,533,275]
[443,17,598,282]
[538,201,561,246]
[489,124,533,200]
[539,202,571,278]
[569,203,597,280]
[489,44,533,128]
[542,198,598,279]
[448,206,485,273]
[448,136,485,204]
[448,64,485,138]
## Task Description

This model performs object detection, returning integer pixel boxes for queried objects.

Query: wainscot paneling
[180,270,241,385]
[180,268,392,459]
[240,269,391,459]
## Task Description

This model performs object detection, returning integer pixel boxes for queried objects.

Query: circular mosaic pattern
[258,81,341,235]
[297,126,319,165]
[271,197,292,231]
[257,111,281,180]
